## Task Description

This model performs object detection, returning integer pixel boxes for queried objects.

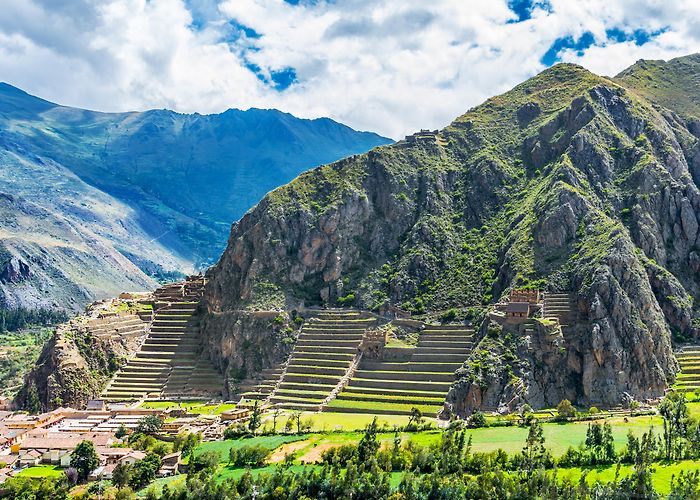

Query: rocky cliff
[16,306,147,410]
[203,55,700,412]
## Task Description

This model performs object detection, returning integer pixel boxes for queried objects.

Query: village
[0,397,249,484]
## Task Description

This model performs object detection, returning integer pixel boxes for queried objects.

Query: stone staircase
[101,281,223,401]
[233,366,285,404]
[327,324,474,417]
[542,292,577,333]
[267,310,373,411]
[673,345,700,393]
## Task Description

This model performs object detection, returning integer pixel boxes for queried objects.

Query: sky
[1,0,699,139]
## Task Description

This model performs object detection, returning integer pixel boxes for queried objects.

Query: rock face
[198,310,298,396]
[15,317,140,410]
[204,55,700,411]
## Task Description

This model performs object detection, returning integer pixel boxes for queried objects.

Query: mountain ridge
[0,83,391,311]
[201,55,700,412]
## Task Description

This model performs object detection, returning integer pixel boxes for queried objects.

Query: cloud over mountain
[1,0,699,138]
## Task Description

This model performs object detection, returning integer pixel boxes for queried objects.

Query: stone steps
[270,314,367,409]
[102,285,223,401]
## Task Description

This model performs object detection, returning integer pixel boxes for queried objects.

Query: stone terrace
[101,280,223,401]
[327,324,474,417]
[265,310,375,411]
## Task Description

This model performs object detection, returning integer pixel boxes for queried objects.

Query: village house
[118,450,147,466]
[159,451,181,477]
[11,431,114,465]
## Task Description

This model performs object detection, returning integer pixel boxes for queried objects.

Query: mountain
[201,54,700,412]
[0,84,391,311]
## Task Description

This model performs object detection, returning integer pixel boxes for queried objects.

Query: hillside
[203,55,700,412]
[0,85,390,310]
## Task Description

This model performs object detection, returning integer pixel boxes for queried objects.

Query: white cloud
[0,0,699,138]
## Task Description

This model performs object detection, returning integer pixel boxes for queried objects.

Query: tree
[174,431,201,455]
[248,400,262,434]
[112,462,132,489]
[24,382,42,414]
[357,417,380,463]
[407,408,423,430]
[467,411,487,428]
[272,408,282,433]
[190,450,219,473]
[520,420,549,472]
[115,423,129,439]
[71,440,100,483]
[556,399,576,420]
[129,453,162,490]
[584,422,616,464]
[136,415,163,435]
[659,393,689,460]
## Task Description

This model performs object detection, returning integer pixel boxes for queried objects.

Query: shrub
[556,399,576,420]
[228,445,270,468]
[467,411,488,428]
[588,406,600,415]
[321,444,356,466]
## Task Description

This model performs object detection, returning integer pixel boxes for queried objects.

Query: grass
[336,393,445,404]
[194,435,308,462]
[138,401,236,414]
[214,464,317,483]
[558,460,700,495]
[263,411,426,432]
[461,415,661,456]
[15,465,65,478]
[326,399,440,414]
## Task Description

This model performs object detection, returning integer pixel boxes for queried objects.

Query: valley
[3,54,700,498]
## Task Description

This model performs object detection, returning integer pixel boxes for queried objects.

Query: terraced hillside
[542,293,578,333]
[673,345,700,394]
[265,311,375,411]
[102,282,223,401]
[327,324,474,417]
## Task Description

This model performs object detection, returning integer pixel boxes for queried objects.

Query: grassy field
[460,414,661,456]
[195,435,309,462]
[558,460,700,495]
[263,411,428,432]
[14,465,65,478]
[139,401,237,414]
[326,399,440,415]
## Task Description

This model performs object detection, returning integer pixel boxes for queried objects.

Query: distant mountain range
[0,84,391,311]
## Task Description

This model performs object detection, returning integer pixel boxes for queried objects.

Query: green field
[195,435,309,462]
[14,465,65,478]
[326,399,440,414]
[139,401,236,414]
[460,414,660,455]
[263,411,428,432]
[558,460,700,495]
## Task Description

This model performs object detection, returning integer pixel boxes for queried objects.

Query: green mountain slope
[0,84,390,310]
[203,55,700,411]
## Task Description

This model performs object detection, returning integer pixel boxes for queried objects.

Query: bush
[467,411,488,428]
[228,445,270,468]
[556,399,576,420]
[321,444,356,466]
[588,406,600,415]
[440,309,458,322]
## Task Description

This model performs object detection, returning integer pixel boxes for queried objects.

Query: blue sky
[1,0,699,138]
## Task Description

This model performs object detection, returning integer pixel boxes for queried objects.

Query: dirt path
[268,440,310,463]
[298,443,336,464]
